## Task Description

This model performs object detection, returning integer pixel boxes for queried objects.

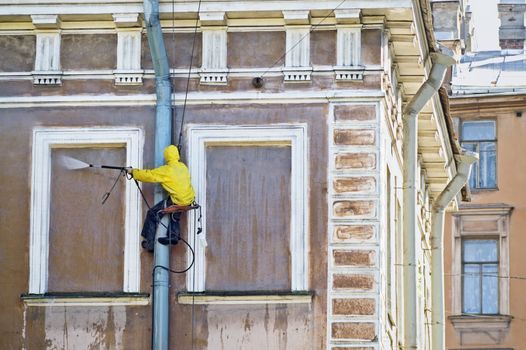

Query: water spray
[59,155,130,172]
[58,155,131,204]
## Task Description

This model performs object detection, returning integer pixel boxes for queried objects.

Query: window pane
[462,142,478,188]
[479,142,496,188]
[482,264,499,314]
[463,239,498,262]
[462,121,496,141]
[463,264,481,313]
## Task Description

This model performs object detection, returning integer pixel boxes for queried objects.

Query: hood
[164,145,180,164]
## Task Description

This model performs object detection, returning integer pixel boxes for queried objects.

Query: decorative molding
[186,124,309,292]
[334,9,361,24]
[282,10,310,25]
[283,66,312,82]
[0,0,413,18]
[31,14,60,29]
[0,90,386,108]
[200,28,228,84]
[177,292,313,305]
[29,127,143,294]
[448,315,512,345]
[112,13,140,28]
[21,293,149,306]
[335,26,363,81]
[114,30,143,85]
[199,11,226,26]
[33,32,62,85]
[284,26,311,81]
[335,67,365,81]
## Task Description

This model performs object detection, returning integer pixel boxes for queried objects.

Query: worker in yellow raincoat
[127,145,195,251]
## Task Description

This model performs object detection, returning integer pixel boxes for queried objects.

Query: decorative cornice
[334,9,361,24]
[112,13,140,28]
[31,14,60,29]
[199,11,226,26]
[282,10,310,25]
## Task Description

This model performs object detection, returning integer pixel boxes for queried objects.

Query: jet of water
[58,155,91,170]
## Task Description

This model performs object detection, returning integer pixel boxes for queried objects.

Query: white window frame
[29,127,143,294]
[451,206,512,315]
[186,124,309,292]
[460,120,497,190]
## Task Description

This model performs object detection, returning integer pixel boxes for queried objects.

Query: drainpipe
[430,151,477,350]
[402,52,455,349]
[143,0,173,349]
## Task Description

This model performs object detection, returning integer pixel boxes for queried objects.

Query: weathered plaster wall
[361,29,382,66]
[141,33,202,69]
[311,30,336,66]
[0,102,328,349]
[167,103,329,349]
[228,31,285,68]
[61,34,117,70]
[0,35,35,71]
[0,106,155,350]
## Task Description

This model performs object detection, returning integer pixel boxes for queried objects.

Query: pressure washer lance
[58,155,132,204]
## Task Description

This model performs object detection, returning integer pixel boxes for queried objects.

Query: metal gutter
[143,0,172,348]
[402,52,456,349]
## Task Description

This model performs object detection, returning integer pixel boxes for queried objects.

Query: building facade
[0,1,460,349]
[441,0,526,349]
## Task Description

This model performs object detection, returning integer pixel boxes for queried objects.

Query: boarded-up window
[205,146,292,291]
[48,147,126,292]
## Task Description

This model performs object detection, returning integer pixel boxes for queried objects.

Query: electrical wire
[259,0,348,79]
[393,263,526,281]
[177,0,203,151]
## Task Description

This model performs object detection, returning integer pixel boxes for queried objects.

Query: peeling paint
[44,306,126,350]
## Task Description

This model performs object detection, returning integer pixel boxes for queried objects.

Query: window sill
[21,292,150,307]
[470,187,499,193]
[449,314,512,329]
[177,291,313,305]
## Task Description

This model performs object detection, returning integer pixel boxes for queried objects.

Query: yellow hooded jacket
[132,145,195,206]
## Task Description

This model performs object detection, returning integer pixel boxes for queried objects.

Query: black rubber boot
[141,239,154,252]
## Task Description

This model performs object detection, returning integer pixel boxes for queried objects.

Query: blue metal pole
[143,0,172,348]
[152,215,171,350]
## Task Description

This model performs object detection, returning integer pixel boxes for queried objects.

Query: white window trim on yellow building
[450,204,513,342]
[451,205,512,316]
[29,127,144,294]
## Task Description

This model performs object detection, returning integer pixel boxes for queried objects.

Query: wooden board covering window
[205,146,292,291]
[48,147,125,292]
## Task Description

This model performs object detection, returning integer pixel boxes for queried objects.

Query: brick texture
[334,104,376,122]
[335,153,376,170]
[333,274,374,290]
[334,177,376,193]
[334,129,375,145]
[331,322,376,340]
[332,298,376,315]
[333,250,375,266]
[500,39,524,49]
[334,200,375,217]
[334,225,375,241]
